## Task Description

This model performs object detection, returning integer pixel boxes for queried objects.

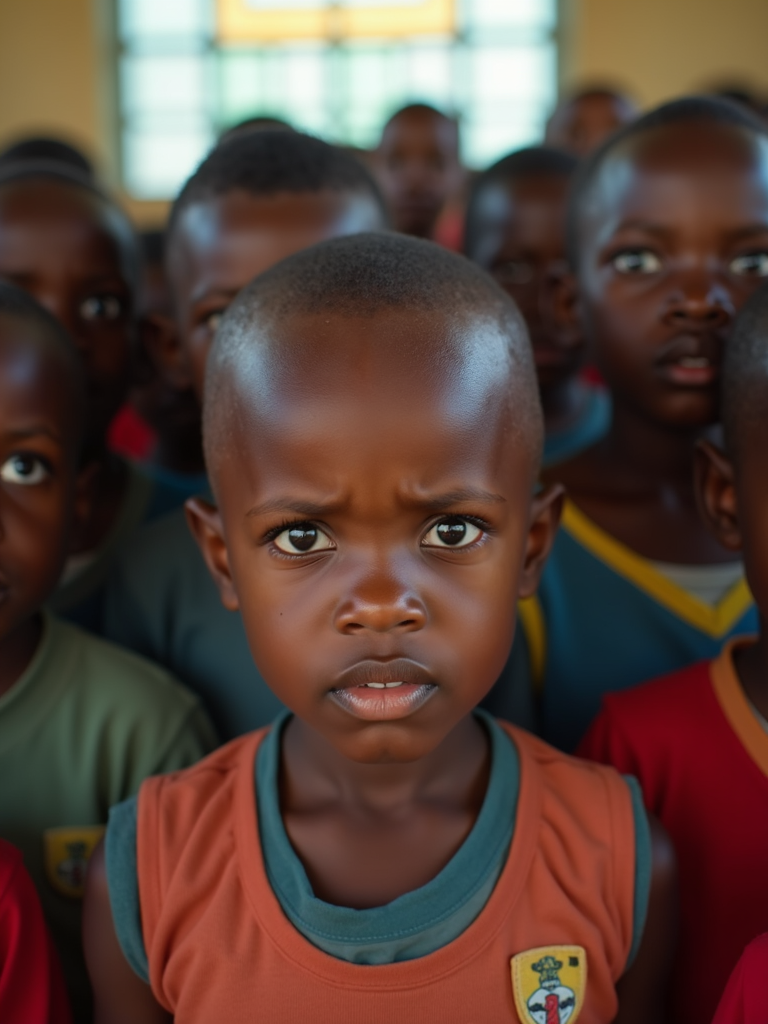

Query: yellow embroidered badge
[511,946,586,1024]
[43,826,105,898]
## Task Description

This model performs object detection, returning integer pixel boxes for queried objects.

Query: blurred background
[1,0,767,226]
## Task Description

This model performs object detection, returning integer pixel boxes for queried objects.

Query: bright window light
[117,0,557,199]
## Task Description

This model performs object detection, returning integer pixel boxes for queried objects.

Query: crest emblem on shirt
[511,946,586,1024]
[43,826,105,898]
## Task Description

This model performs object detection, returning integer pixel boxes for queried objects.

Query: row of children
[0,90,766,1022]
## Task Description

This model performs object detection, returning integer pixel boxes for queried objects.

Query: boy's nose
[333,572,427,636]
[663,273,734,329]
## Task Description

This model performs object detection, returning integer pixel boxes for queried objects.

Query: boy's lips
[656,333,722,388]
[329,659,437,721]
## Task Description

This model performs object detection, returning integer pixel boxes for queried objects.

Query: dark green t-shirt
[0,613,217,1022]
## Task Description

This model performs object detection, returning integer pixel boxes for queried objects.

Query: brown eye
[730,252,768,276]
[612,250,661,274]
[0,454,50,485]
[422,517,483,548]
[80,295,124,321]
[272,524,334,555]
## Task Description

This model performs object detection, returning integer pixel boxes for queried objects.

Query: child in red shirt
[712,934,768,1024]
[0,839,71,1024]
[580,283,768,1022]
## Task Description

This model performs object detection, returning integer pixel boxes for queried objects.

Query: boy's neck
[281,712,489,814]
[599,403,701,493]
[0,614,43,698]
[734,624,768,722]
[540,376,589,434]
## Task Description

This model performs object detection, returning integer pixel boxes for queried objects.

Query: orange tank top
[137,722,637,1023]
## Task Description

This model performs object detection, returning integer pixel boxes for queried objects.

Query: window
[117,0,558,199]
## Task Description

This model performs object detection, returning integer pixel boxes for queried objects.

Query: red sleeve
[0,841,72,1024]
[577,700,645,777]
[712,934,768,1024]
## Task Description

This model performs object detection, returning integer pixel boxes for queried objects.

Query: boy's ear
[185,497,240,611]
[141,314,194,393]
[548,264,583,351]
[694,439,742,551]
[518,483,564,598]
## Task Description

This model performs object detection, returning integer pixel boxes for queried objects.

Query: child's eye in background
[80,295,124,321]
[205,311,225,334]
[422,516,483,549]
[611,249,662,274]
[729,251,768,276]
[492,260,535,287]
[0,454,50,485]
[272,523,334,555]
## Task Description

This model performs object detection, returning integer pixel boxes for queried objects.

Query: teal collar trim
[256,709,518,964]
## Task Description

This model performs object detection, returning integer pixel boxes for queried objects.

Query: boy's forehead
[0,317,78,431]
[0,179,134,280]
[382,112,458,155]
[583,122,768,241]
[208,306,539,489]
[171,189,383,295]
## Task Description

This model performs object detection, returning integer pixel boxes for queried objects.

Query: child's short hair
[464,146,578,258]
[721,280,768,458]
[0,160,140,291]
[566,95,768,270]
[204,231,541,459]
[167,131,388,246]
[0,136,95,179]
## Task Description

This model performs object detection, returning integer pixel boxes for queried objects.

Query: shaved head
[203,232,542,483]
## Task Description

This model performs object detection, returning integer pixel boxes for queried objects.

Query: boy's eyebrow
[4,426,61,442]
[247,497,342,519]
[246,488,506,520]
[609,219,768,239]
[402,487,507,511]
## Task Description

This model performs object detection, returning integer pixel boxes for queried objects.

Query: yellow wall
[561,0,768,107]
[1,0,767,224]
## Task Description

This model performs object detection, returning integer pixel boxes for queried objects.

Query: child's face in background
[0,179,135,453]
[193,307,558,766]
[0,316,82,644]
[376,110,461,237]
[169,190,385,399]
[546,92,636,158]
[470,175,581,393]
[575,121,768,428]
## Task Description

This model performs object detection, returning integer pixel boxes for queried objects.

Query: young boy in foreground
[0,284,216,1020]
[580,283,768,1024]
[508,98,768,751]
[465,146,610,466]
[102,131,391,739]
[85,234,676,1023]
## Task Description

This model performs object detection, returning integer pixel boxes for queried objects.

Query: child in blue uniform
[486,98,768,750]
[464,146,610,466]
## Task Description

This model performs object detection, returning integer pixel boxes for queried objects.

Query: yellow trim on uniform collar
[710,638,768,779]
[518,596,547,693]
[562,500,753,638]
